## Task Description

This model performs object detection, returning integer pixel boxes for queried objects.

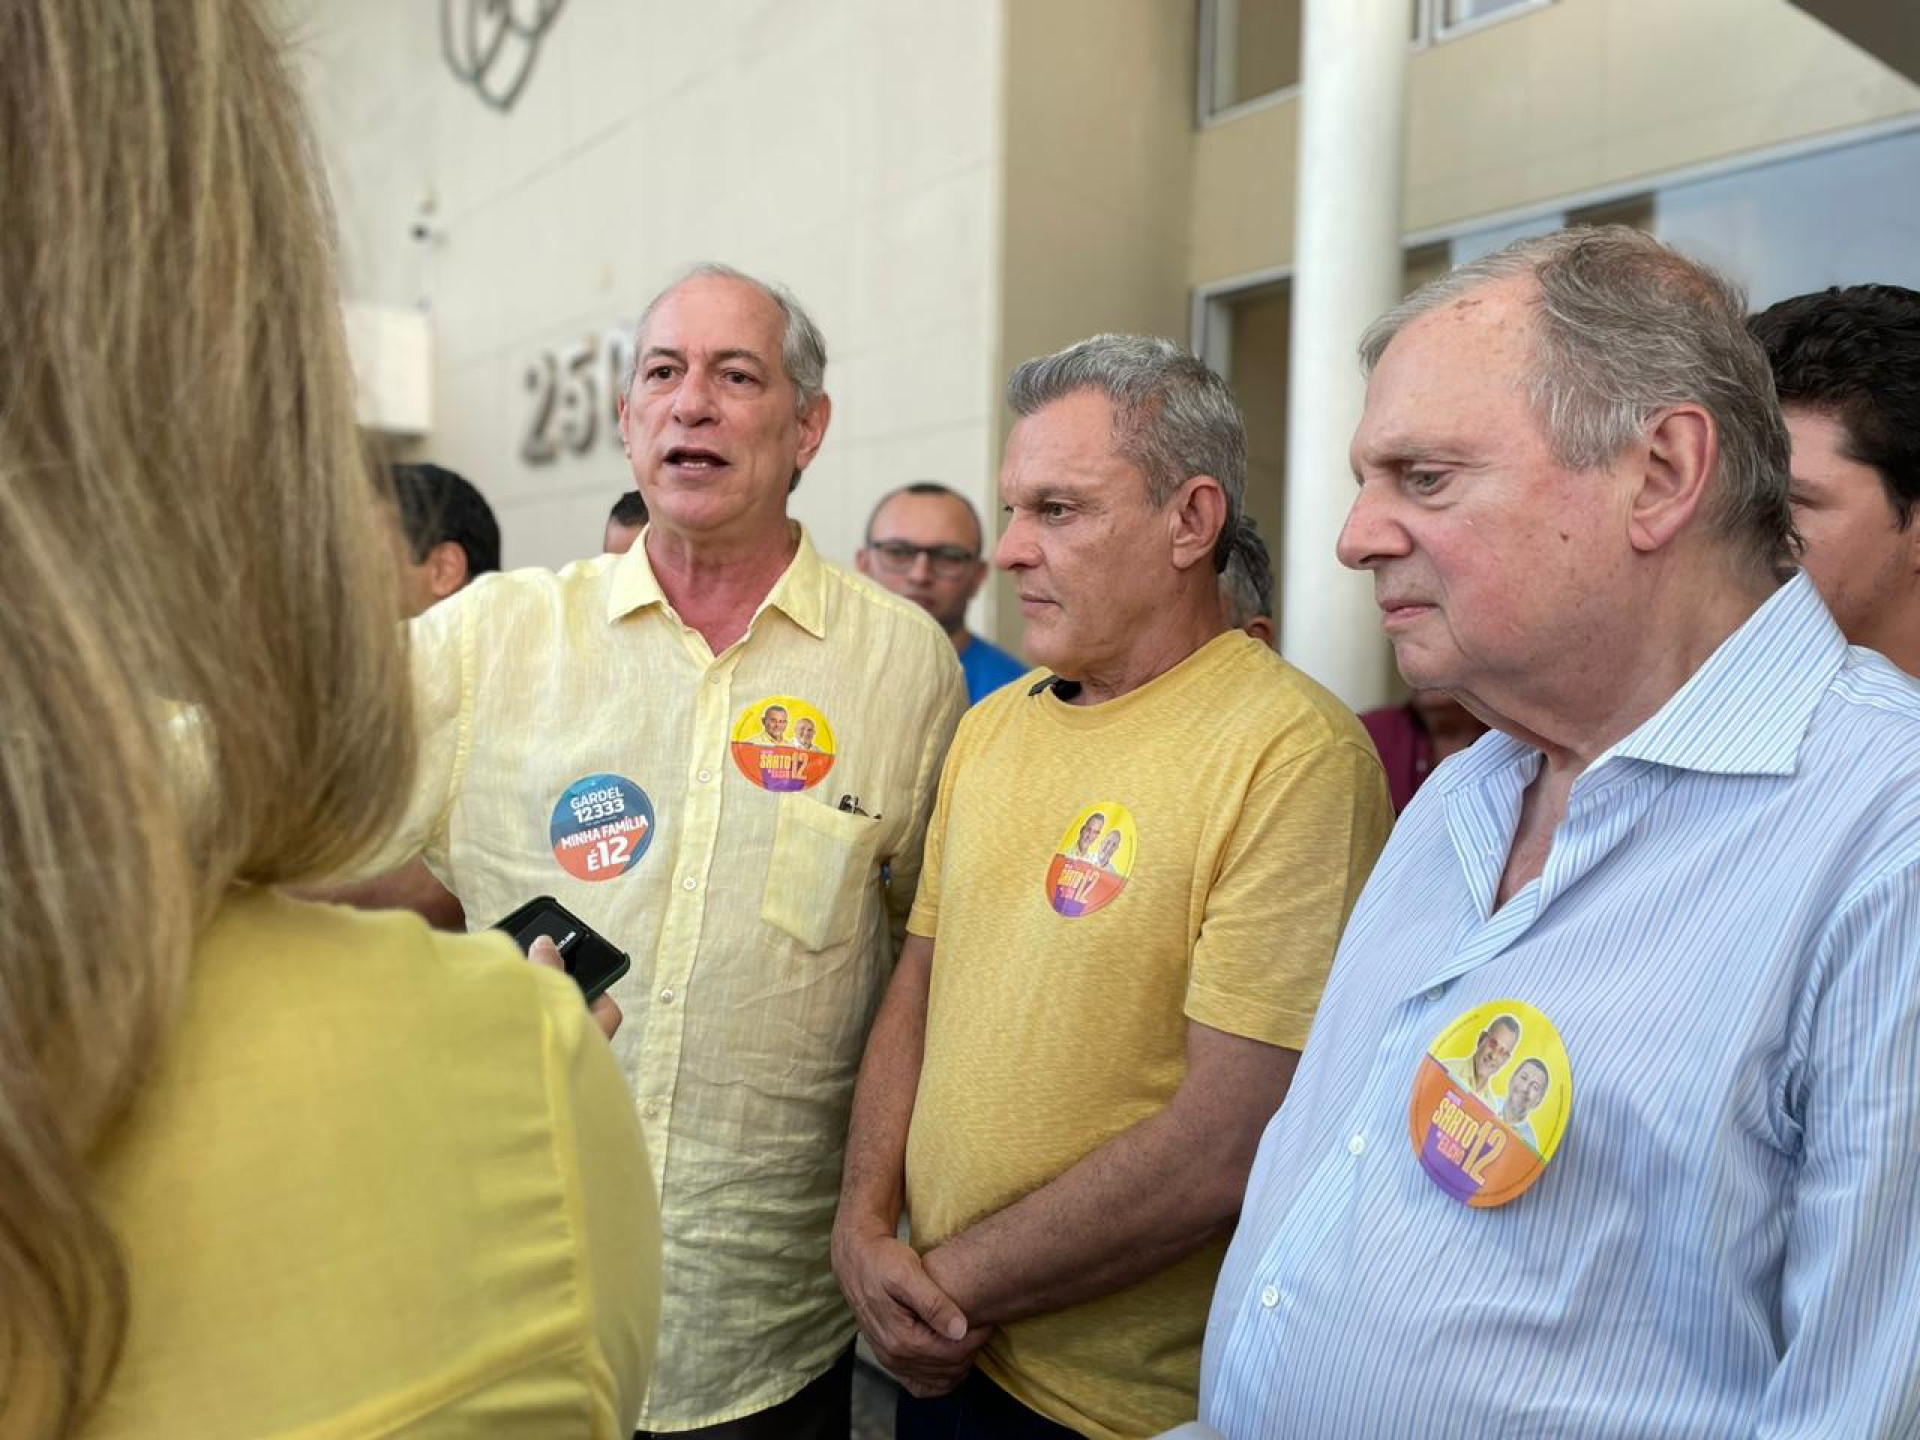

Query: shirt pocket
[761,793,884,952]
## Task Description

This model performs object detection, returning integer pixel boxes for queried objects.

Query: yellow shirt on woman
[83,890,658,1438]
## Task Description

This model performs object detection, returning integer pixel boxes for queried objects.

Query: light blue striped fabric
[1200,574,1920,1440]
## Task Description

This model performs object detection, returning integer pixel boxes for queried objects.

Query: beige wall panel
[1190,99,1299,282]
[1401,0,1605,201]
[999,0,1196,361]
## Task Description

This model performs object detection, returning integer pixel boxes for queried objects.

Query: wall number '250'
[521,327,635,464]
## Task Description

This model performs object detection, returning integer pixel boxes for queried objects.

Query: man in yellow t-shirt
[833,335,1392,1440]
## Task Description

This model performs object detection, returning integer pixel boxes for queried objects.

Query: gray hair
[1007,334,1247,570]
[1219,518,1274,628]
[626,261,828,417]
[1360,225,1795,577]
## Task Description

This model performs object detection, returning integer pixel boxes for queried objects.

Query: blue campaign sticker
[549,773,655,882]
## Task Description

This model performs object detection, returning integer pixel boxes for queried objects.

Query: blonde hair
[0,2,414,1431]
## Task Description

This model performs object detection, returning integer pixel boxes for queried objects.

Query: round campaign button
[1407,999,1572,1208]
[729,695,837,793]
[1043,802,1137,918]
[549,773,654,882]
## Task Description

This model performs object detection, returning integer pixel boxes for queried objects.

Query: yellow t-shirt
[905,632,1392,1439]
[79,890,659,1438]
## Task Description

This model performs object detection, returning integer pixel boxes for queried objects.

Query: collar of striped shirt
[1200,569,1920,1439]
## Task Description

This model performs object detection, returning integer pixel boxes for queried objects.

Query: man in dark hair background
[389,461,501,618]
[366,460,503,930]
[1750,284,1920,675]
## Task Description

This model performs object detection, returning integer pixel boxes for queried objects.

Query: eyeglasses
[865,539,980,578]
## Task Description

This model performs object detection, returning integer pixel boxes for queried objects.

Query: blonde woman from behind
[0,3,658,1436]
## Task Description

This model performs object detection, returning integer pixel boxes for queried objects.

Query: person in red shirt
[1359,690,1487,814]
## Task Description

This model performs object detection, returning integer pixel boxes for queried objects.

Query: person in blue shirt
[858,482,1028,703]
[1198,226,1920,1439]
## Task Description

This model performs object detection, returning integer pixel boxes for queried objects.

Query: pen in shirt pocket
[835,794,881,821]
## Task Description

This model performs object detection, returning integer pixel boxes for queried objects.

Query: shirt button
[1425,985,1444,1002]
[1348,1133,1367,1156]
[1259,1285,1280,1309]
[696,768,712,784]
[658,988,675,1005]
[681,876,697,891]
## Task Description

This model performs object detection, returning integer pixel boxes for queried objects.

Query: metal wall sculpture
[440,0,565,112]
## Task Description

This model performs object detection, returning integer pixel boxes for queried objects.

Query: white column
[1280,0,1408,711]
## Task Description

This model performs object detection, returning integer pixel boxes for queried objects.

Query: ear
[793,393,832,475]
[853,546,873,578]
[1245,615,1277,649]
[1901,505,1920,574]
[1167,474,1229,573]
[1627,405,1715,554]
[963,558,989,601]
[426,541,469,601]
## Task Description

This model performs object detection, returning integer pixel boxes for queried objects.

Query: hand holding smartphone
[493,896,631,1004]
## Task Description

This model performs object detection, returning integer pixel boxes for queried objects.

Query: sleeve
[341,590,474,880]
[537,962,662,1437]
[1185,735,1393,1051]
[889,647,967,947]
[1756,860,1920,1439]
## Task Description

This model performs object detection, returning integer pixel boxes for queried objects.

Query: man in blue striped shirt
[1199,228,1920,1439]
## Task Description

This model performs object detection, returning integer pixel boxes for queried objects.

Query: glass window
[1200,0,1301,118]
[1653,127,1920,308]
[1444,0,1536,25]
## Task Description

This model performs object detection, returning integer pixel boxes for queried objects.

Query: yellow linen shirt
[80,889,658,1438]
[905,632,1393,1439]
[375,527,966,1429]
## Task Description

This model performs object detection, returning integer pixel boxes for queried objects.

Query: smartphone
[493,895,631,1004]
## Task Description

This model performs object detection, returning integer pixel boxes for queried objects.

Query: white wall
[282,0,1006,588]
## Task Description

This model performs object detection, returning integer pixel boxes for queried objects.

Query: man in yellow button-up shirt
[369,264,966,1437]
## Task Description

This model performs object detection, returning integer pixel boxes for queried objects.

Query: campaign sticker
[1408,999,1572,1208]
[730,696,837,793]
[549,773,655,882]
[1043,803,1136,918]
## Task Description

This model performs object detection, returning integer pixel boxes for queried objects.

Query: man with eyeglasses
[858,482,1029,703]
